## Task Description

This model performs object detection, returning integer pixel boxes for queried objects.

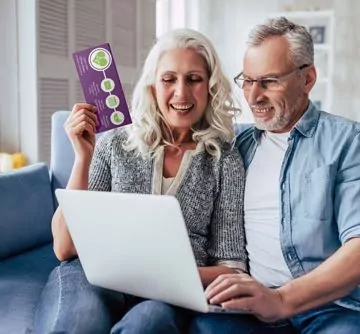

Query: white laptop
[55,189,248,314]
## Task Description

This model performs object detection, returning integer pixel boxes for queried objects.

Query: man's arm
[205,238,360,322]
[278,237,360,317]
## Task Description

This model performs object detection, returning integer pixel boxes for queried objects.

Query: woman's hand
[65,103,98,163]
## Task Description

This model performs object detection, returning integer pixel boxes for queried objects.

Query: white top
[162,176,175,194]
[244,131,293,287]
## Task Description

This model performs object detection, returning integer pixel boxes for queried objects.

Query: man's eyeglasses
[234,64,310,91]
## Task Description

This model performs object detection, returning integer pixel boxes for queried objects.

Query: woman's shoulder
[219,142,242,160]
[215,142,245,175]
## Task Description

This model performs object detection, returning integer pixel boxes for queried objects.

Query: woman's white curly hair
[124,28,240,160]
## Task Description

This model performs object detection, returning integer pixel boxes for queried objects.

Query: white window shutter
[36,0,156,164]
[38,0,69,164]
[111,0,137,67]
[39,0,68,57]
[74,0,106,51]
[38,78,69,163]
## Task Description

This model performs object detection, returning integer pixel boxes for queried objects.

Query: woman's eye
[188,76,203,82]
[162,77,175,83]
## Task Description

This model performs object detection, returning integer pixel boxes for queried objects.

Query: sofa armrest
[0,163,54,259]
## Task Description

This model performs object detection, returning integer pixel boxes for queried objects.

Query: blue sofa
[0,111,73,334]
[0,110,251,333]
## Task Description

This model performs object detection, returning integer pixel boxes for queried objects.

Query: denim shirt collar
[252,100,321,142]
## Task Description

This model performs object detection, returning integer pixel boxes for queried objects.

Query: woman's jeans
[34,259,189,334]
[34,258,360,334]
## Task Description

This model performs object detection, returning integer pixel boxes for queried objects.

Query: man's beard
[254,111,292,131]
[253,98,303,131]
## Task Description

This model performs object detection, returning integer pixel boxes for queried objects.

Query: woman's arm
[52,159,91,261]
[52,104,97,261]
[204,148,247,285]
[52,103,113,261]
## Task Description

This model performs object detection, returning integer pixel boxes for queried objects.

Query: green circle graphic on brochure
[110,111,125,125]
[88,48,112,71]
[101,78,115,92]
[106,95,120,109]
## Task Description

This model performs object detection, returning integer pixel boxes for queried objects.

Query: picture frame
[309,26,326,44]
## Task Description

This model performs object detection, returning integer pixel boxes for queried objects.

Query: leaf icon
[93,51,108,67]
[114,114,120,123]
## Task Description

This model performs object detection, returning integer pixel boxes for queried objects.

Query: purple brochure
[73,43,132,133]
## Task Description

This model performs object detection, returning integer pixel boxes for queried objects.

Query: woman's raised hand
[65,103,99,163]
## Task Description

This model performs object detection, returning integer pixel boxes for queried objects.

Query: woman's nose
[174,79,189,98]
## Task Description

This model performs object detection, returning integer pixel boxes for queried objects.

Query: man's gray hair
[247,17,314,67]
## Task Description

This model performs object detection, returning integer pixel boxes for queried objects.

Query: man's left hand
[205,273,289,322]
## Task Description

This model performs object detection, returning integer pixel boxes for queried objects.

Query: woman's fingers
[65,103,99,136]
[72,103,97,114]
[67,112,97,133]
[68,103,98,124]
[66,121,94,141]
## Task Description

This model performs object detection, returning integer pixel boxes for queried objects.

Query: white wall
[0,0,20,152]
[197,0,360,122]
[17,0,39,165]
[199,0,279,123]
[332,0,360,121]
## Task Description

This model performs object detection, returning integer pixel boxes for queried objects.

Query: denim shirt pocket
[303,164,336,221]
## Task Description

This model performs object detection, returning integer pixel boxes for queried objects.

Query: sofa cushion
[50,111,74,191]
[50,110,103,193]
[0,243,59,334]
[0,163,54,260]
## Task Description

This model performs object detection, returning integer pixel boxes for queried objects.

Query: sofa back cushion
[0,163,54,259]
[50,111,74,191]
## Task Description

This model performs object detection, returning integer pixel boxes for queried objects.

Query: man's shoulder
[317,111,360,136]
[234,123,256,149]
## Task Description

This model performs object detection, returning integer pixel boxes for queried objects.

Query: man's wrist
[276,285,295,319]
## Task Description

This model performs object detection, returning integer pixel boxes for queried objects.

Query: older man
[190,17,360,334]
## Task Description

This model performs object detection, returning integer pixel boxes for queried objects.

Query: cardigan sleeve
[88,132,114,192]
[207,147,247,272]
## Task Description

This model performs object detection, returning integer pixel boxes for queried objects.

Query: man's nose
[246,82,265,105]
[174,79,189,98]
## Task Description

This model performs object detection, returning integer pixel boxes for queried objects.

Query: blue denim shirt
[235,101,360,311]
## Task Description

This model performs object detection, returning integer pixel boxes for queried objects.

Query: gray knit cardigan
[89,129,247,270]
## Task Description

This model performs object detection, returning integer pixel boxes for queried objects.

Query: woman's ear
[304,64,317,94]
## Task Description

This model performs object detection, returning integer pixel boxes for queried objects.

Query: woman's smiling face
[153,48,209,137]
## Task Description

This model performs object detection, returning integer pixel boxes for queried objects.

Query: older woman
[35,28,246,334]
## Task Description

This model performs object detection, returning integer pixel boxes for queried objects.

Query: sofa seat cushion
[0,243,59,334]
[0,163,54,260]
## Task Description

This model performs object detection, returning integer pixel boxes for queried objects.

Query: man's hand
[205,273,289,322]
